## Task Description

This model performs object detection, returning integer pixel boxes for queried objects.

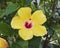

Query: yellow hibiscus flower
[11,7,47,40]
[0,37,8,48]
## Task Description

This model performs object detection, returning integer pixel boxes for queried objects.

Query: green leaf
[28,37,41,48]
[0,22,11,36]
[48,27,54,36]
[31,3,37,11]
[53,25,60,34]
[20,0,32,6]
[10,42,22,48]
[10,38,28,48]
[17,39,28,48]
[58,36,60,44]
[53,44,60,48]
[0,9,5,18]
[23,0,32,6]
[5,2,19,15]
[39,43,43,48]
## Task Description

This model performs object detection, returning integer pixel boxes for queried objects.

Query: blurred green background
[0,0,60,48]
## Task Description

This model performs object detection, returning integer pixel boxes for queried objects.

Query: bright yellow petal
[11,16,23,29]
[18,7,32,20]
[18,29,33,40]
[31,10,47,25]
[33,25,47,36]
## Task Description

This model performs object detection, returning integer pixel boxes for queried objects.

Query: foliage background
[0,0,60,48]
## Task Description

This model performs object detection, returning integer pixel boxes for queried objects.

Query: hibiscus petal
[18,7,32,20]
[11,16,23,29]
[0,37,8,48]
[31,10,47,25]
[18,29,33,40]
[33,25,47,36]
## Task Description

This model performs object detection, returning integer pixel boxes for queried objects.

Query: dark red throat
[25,22,32,29]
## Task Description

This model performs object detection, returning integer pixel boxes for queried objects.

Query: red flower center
[24,19,33,29]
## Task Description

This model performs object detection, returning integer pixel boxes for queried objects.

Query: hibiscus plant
[0,0,60,48]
